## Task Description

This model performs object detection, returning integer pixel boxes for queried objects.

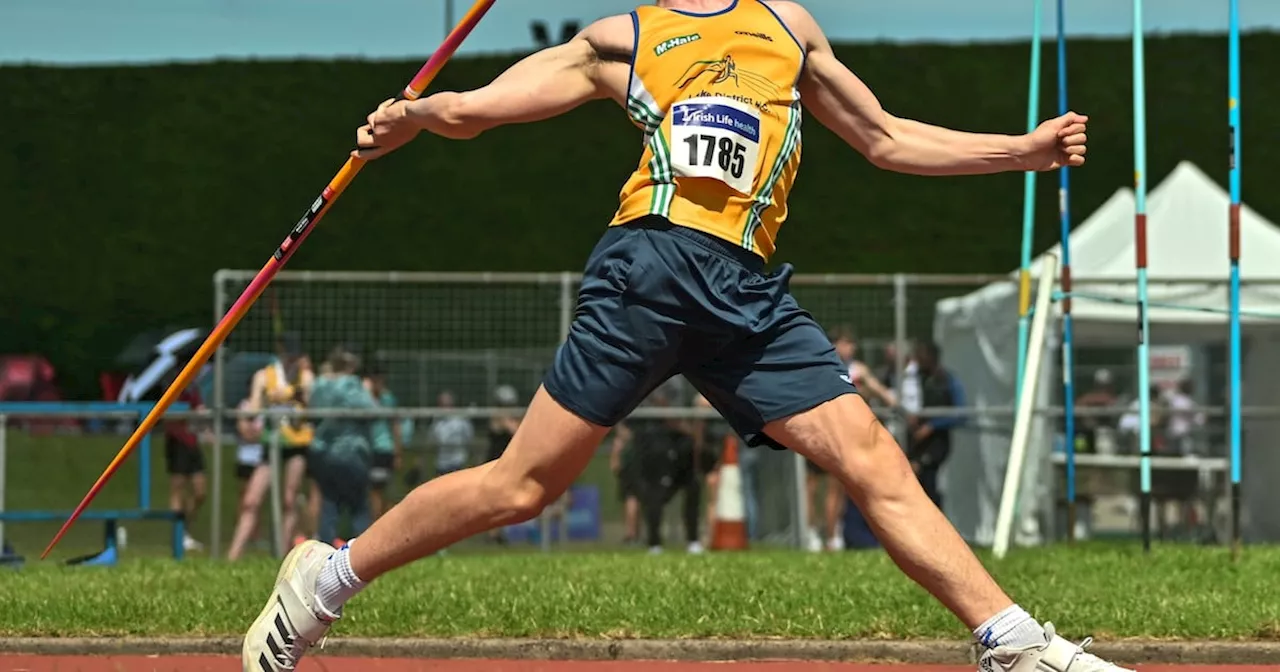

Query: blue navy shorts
[543,216,857,451]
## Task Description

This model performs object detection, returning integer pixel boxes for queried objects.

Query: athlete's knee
[842,415,901,469]
[787,396,906,483]
[507,480,554,523]
[484,462,562,524]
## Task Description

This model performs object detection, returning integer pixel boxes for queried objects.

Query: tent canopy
[1032,160,1280,281]
[931,161,1280,545]
[945,161,1280,343]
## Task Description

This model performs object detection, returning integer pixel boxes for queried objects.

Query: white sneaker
[805,527,823,553]
[686,541,705,554]
[978,622,1135,672]
[183,534,204,552]
[241,540,338,671]
[647,545,663,555]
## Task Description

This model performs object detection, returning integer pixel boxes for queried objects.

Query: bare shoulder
[580,13,636,64]
[761,1,822,51]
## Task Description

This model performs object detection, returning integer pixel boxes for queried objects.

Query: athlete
[243,2,1118,672]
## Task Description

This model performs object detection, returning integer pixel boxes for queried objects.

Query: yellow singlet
[609,0,805,261]
[261,362,314,446]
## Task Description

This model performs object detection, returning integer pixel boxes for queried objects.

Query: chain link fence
[0,270,1229,560]
[202,270,1000,558]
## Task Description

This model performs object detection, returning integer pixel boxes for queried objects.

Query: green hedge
[1,34,1275,397]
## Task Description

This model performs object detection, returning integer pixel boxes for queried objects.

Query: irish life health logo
[655,33,701,56]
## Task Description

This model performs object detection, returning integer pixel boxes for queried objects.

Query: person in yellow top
[244,4,1119,672]
[248,332,316,547]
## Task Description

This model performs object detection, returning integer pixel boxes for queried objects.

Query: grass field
[1,544,1278,641]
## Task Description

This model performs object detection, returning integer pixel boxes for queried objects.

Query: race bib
[669,96,761,195]
[237,443,264,466]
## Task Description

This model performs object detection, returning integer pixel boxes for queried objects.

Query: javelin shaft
[41,0,497,560]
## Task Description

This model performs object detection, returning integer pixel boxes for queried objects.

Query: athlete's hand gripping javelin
[355,97,420,160]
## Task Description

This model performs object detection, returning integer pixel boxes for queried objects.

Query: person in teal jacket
[364,368,408,520]
[308,348,377,544]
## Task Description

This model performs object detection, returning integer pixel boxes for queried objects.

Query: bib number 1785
[668,97,762,195]
[682,134,747,180]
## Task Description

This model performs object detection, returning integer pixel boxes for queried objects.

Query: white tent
[933,161,1280,545]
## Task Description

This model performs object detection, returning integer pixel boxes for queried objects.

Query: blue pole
[1133,0,1153,554]
[139,407,152,510]
[1228,0,1243,558]
[1016,0,1045,408]
[1056,0,1078,544]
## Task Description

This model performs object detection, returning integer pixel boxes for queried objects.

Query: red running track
[0,657,1270,672]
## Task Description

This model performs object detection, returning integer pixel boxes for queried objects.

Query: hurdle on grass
[0,402,189,559]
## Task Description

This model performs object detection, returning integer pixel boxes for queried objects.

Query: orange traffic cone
[710,434,748,551]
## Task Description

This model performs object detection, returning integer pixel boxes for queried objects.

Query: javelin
[41,0,498,560]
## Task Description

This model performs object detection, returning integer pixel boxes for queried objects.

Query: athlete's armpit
[771,1,1033,176]
[765,2,896,161]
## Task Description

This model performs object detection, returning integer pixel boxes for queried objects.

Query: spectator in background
[1158,379,1206,539]
[1069,367,1122,541]
[308,348,376,546]
[1075,368,1120,454]
[880,340,921,414]
[161,366,209,553]
[878,339,920,452]
[227,388,269,561]
[486,384,521,464]
[609,422,642,545]
[1120,384,1186,538]
[364,368,404,521]
[429,390,474,478]
[1164,379,1205,456]
[1118,384,1167,452]
[907,341,965,510]
[485,384,522,544]
[632,384,705,555]
[832,327,897,407]
[806,327,898,552]
[690,393,724,546]
[249,332,316,548]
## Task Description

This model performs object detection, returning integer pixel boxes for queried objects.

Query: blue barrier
[505,485,601,544]
[0,509,185,560]
[0,402,192,560]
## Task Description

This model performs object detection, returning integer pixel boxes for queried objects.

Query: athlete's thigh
[762,393,916,498]
[487,385,612,496]
[543,225,682,427]
[686,298,854,451]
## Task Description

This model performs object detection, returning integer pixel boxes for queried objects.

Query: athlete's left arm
[355,15,632,157]
[768,2,1088,176]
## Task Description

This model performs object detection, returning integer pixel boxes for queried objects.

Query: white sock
[313,540,367,619]
[973,604,1046,649]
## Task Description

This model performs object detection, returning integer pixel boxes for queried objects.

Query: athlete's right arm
[770,2,1086,176]
[405,15,633,140]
